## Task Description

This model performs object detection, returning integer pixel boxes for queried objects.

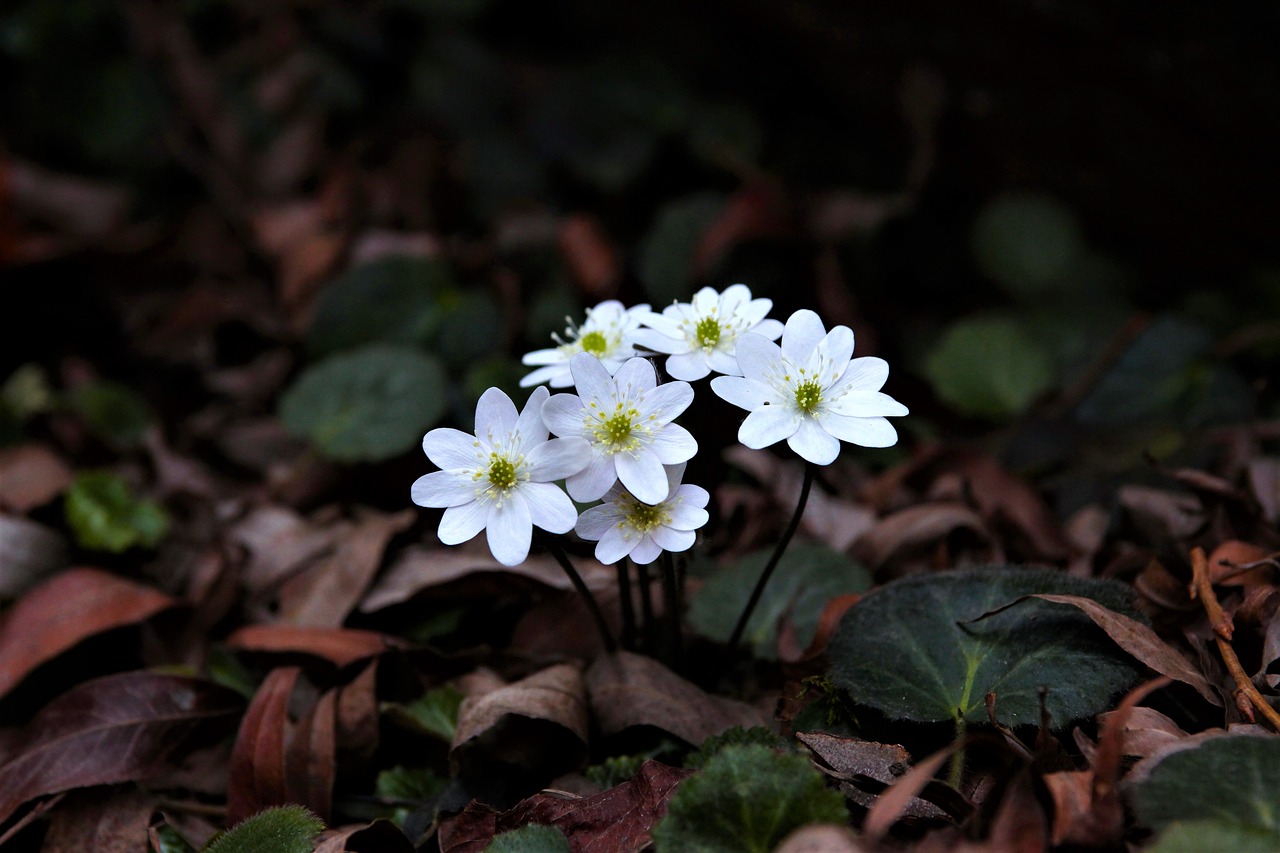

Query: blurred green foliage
[64,470,169,553]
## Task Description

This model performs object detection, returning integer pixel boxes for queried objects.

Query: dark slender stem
[637,561,655,654]
[616,558,637,650]
[724,461,817,659]
[537,532,617,653]
[660,552,684,667]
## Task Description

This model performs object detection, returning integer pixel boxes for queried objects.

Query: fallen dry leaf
[585,651,769,746]
[439,760,692,853]
[1206,539,1273,588]
[41,788,156,853]
[1096,705,1188,760]
[225,666,300,825]
[0,444,72,512]
[559,213,618,298]
[0,671,242,826]
[853,502,992,570]
[286,685,337,822]
[797,731,952,821]
[1117,485,1206,546]
[0,567,176,700]
[224,624,407,667]
[933,452,1070,561]
[1247,457,1280,524]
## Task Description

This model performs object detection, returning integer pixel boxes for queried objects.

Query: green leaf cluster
[382,684,466,742]
[684,726,788,771]
[202,805,324,853]
[651,744,846,853]
[64,470,169,553]
[483,824,571,853]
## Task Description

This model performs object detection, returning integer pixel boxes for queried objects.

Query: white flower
[633,284,784,380]
[710,309,908,465]
[411,386,591,566]
[542,353,697,504]
[576,463,709,565]
[520,300,651,388]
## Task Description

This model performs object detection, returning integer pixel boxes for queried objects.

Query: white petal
[629,536,664,565]
[632,328,685,355]
[567,453,619,501]
[818,325,854,368]
[704,348,742,376]
[711,376,770,410]
[739,406,800,449]
[596,526,635,565]
[648,423,698,465]
[616,449,669,505]
[642,381,694,423]
[787,417,841,465]
[519,363,573,388]
[422,428,482,469]
[719,284,750,315]
[486,493,532,566]
[475,387,518,438]
[664,352,710,380]
[666,503,709,532]
[569,352,617,403]
[640,313,683,339]
[820,414,900,448]
[612,357,657,395]
[541,394,585,437]
[674,483,710,509]
[522,347,566,366]
[733,333,783,383]
[832,356,890,394]
[650,525,695,554]
[522,482,579,534]
[751,317,784,340]
[781,309,827,363]
[575,505,617,540]
[513,386,551,449]
[526,436,592,481]
[662,462,687,496]
[437,501,488,545]
[692,287,719,313]
[411,470,478,508]
[828,390,909,418]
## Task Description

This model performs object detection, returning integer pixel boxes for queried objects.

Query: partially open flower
[411,386,590,566]
[520,300,651,388]
[634,284,783,380]
[711,309,908,465]
[575,463,709,565]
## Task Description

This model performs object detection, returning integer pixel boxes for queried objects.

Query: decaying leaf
[852,502,992,570]
[0,444,72,512]
[797,731,953,821]
[224,624,406,667]
[41,788,157,853]
[226,667,300,825]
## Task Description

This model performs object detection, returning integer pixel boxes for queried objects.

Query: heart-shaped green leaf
[279,344,447,462]
[922,315,1056,419]
[826,567,1145,726]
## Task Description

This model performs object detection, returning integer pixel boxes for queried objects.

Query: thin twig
[538,533,617,654]
[1190,547,1280,730]
[724,461,817,660]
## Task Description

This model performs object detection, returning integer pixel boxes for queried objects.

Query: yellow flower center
[627,501,667,532]
[794,380,823,414]
[487,456,517,490]
[580,331,608,355]
[600,412,633,445]
[694,317,721,349]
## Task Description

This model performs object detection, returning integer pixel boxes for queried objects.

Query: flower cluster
[414,284,906,568]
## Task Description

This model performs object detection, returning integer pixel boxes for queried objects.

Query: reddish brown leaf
[1247,457,1280,524]
[558,214,618,298]
[226,666,300,825]
[1207,539,1273,588]
[224,624,406,666]
[941,452,1070,561]
[1096,705,1188,759]
[780,593,861,662]
[0,567,175,700]
[0,671,242,826]
[862,740,964,843]
[0,444,72,512]
[336,661,380,770]
[287,686,336,822]
[42,788,156,853]
[439,760,692,853]
[981,767,1048,853]
[853,502,992,569]
[585,651,768,745]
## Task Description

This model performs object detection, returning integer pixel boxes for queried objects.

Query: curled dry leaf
[0,444,72,512]
[1117,485,1205,546]
[932,452,1070,561]
[229,504,336,594]
[451,664,589,781]
[0,514,69,599]
[1096,705,1188,760]
[853,502,992,570]
[585,651,768,746]
[226,666,300,825]
[0,567,175,701]
[0,671,243,827]
[439,760,692,853]
[796,732,951,822]
[224,624,407,667]
[1206,539,1273,588]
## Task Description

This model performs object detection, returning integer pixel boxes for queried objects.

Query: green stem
[538,533,617,654]
[616,558,637,650]
[660,552,684,667]
[948,712,967,789]
[724,462,816,660]
[637,561,655,654]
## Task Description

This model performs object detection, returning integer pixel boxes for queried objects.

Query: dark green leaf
[1133,734,1280,839]
[636,193,726,306]
[306,256,459,359]
[483,824,571,853]
[151,824,198,853]
[436,292,504,369]
[922,315,1056,419]
[383,684,465,741]
[67,381,152,449]
[375,765,447,827]
[684,727,787,771]
[972,193,1083,296]
[279,344,447,462]
[202,805,324,853]
[1146,821,1280,853]
[826,567,1146,726]
[651,744,846,853]
[64,470,168,553]
[688,544,870,660]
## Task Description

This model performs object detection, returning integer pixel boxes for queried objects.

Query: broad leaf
[971,193,1083,296]
[64,470,169,553]
[826,567,1146,726]
[204,805,325,853]
[279,344,447,462]
[384,684,465,742]
[1147,821,1280,853]
[0,671,243,825]
[650,744,846,853]
[66,380,152,449]
[922,315,1055,419]
[484,824,571,853]
[688,544,871,660]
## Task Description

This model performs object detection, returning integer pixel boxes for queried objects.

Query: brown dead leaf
[278,508,414,627]
[694,185,790,279]
[853,502,992,569]
[586,651,769,746]
[980,766,1047,853]
[780,593,861,662]
[336,661,381,772]
[287,686,337,822]
[451,664,589,781]
[0,514,69,599]
[229,504,335,594]
[224,624,406,667]
[1064,504,1110,578]
[1207,539,1273,588]
[1118,484,1205,545]
[936,452,1070,561]
[559,214,618,298]
[797,732,952,822]
[439,760,692,853]
[1096,705,1188,759]
[1040,770,1092,848]
[862,740,965,843]
[42,788,156,853]
[775,824,868,853]
[0,567,175,700]
[226,667,300,825]
[1247,457,1280,524]
[0,444,72,512]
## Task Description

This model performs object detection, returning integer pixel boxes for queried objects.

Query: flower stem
[616,557,637,650]
[660,551,684,668]
[724,461,816,660]
[637,561,655,654]
[537,532,617,654]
